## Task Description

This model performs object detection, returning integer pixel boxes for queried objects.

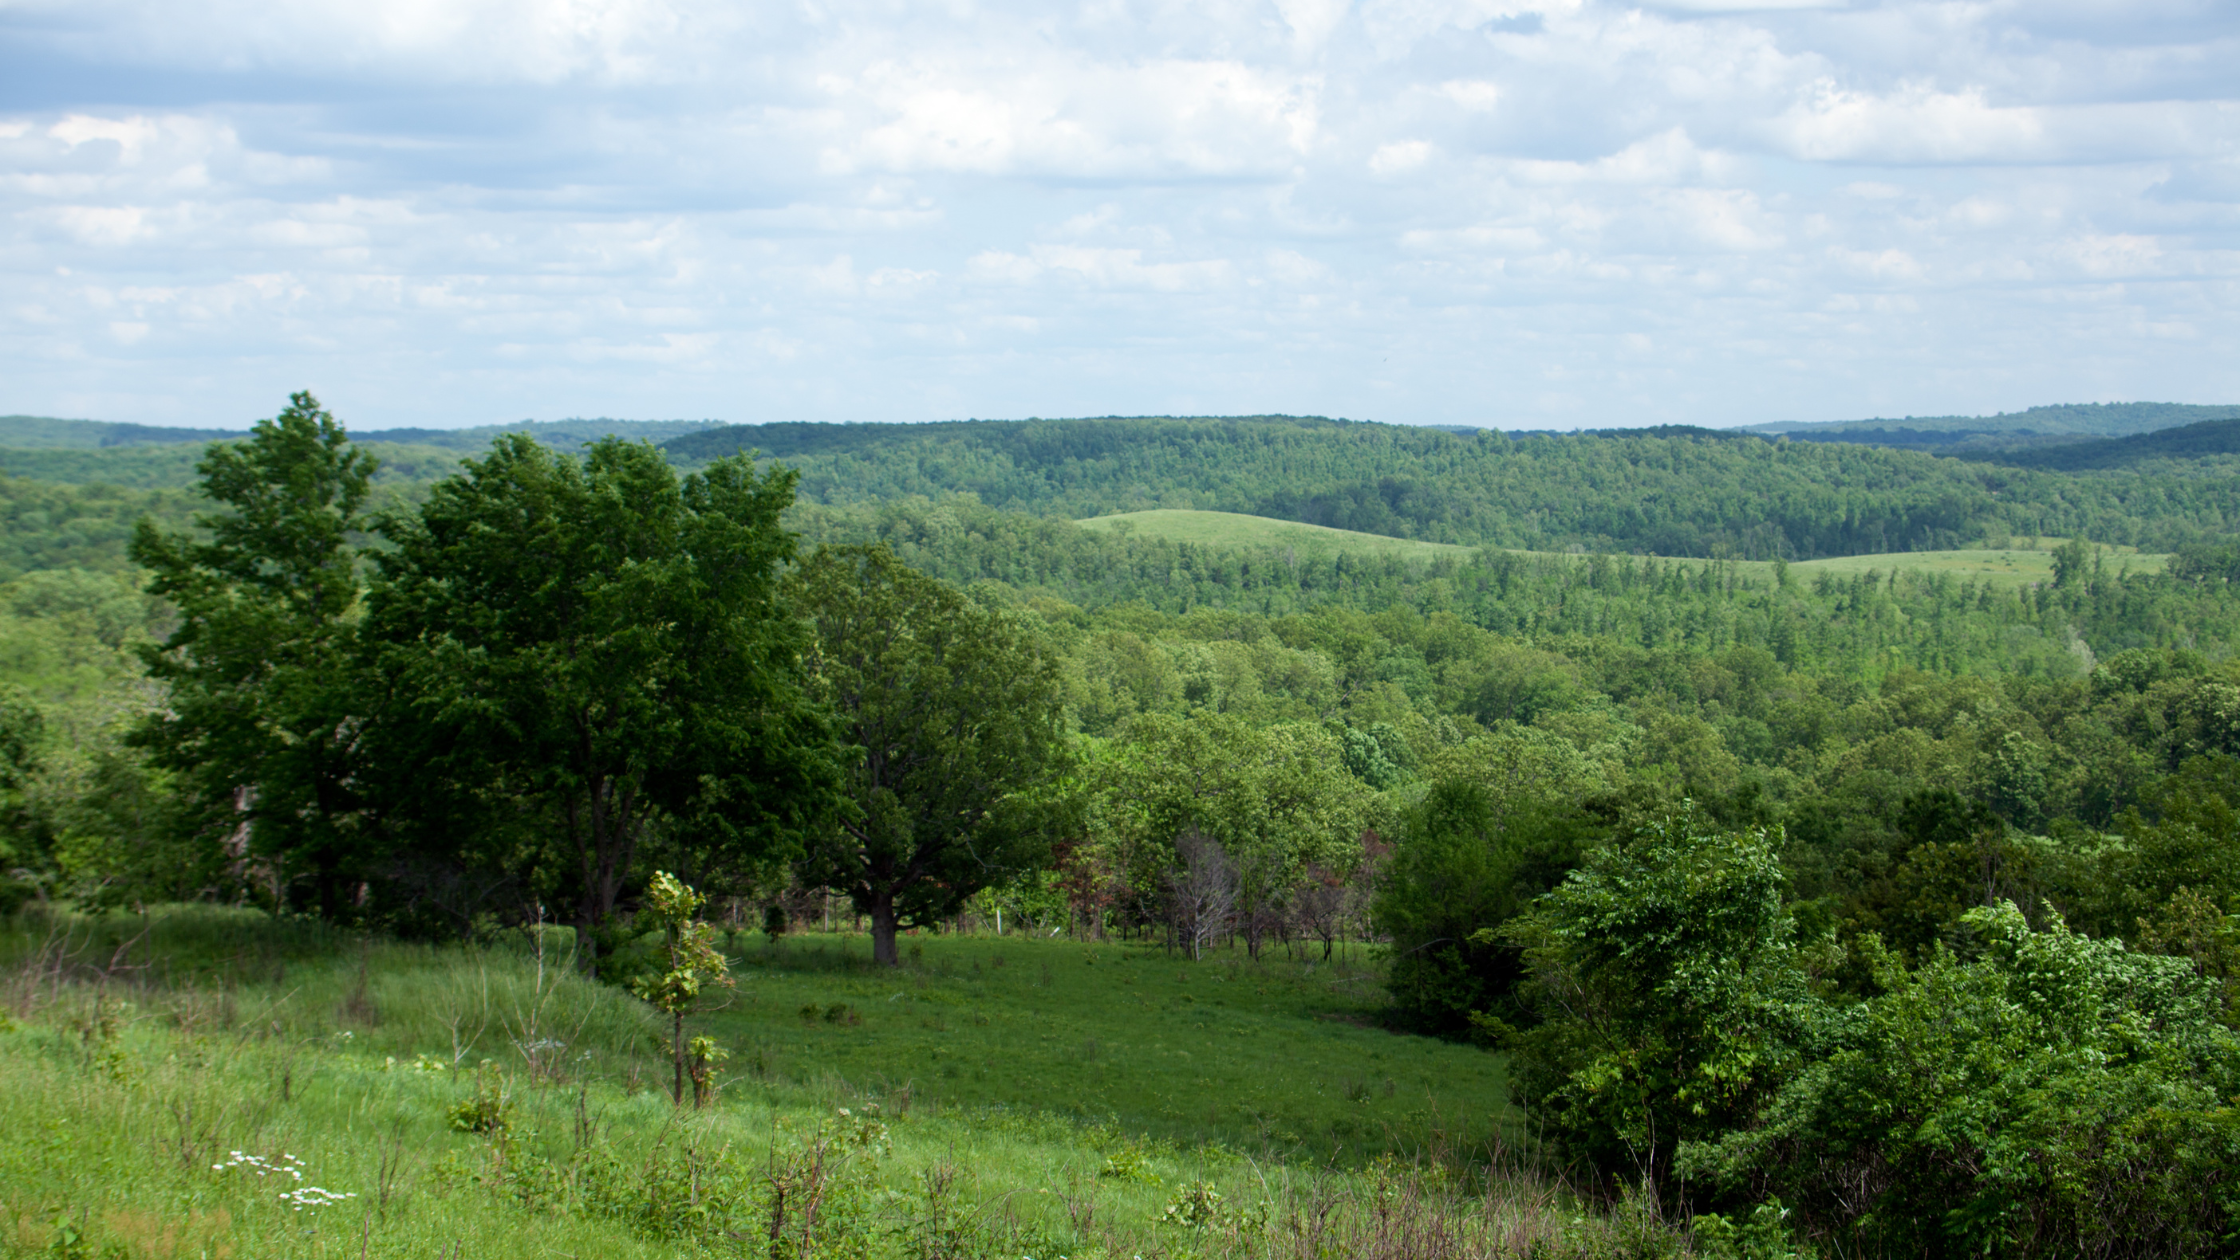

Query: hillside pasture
[1076,509,1475,560]
[0,908,1594,1260]
[1074,508,2168,591]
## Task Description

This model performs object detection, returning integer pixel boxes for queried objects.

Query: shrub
[1504,805,1812,1191]
[1374,780,1593,1036]
[1681,904,2240,1257]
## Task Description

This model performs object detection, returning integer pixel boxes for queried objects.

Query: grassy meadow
[1074,511,1475,560]
[1773,542,2167,588]
[0,908,1663,1260]
[711,932,1510,1161]
[1074,508,2169,590]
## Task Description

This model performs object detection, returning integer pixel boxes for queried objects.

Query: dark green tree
[366,435,840,956]
[128,392,378,916]
[791,545,1070,966]
[1374,779,1594,1036]
[0,689,42,899]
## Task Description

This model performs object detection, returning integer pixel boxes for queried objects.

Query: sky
[1,0,2235,431]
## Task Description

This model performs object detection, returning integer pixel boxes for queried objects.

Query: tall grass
[0,907,1701,1258]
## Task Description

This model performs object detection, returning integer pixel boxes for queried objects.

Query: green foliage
[1094,711,1376,958]
[791,545,1071,966]
[1506,807,1811,1189]
[128,391,379,918]
[448,1061,517,1134]
[1681,905,2240,1256]
[1687,1201,1813,1259]
[0,474,198,580]
[1374,780,1592,1036]
[367,434,843,938]
[0,690,39,868]
[1337,720,1415,790]
[2168,538,2240,586]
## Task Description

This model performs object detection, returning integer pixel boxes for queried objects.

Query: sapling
[630,871,735,1107]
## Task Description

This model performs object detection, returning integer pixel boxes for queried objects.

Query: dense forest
[1744,400,2240,443]
[6,397,2240,1254]
[673,415,2240,558]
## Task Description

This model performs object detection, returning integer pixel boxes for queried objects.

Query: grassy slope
[716,932,1508,1160]
[1076,510,1474,560]
[0,910,1593,1260]
[1775,546,2166,588]
[1077,508,2168,589]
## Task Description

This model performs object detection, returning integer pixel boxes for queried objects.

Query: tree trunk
[672,1008,686,1106]
[869,890,900,967]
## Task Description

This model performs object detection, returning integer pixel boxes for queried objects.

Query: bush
[1374,780,1593,1036]
[1680,904,2240,1257]
[1504,805,1812,1190]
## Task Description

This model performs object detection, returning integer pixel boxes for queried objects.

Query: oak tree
[366,436,841,956]
[791,545,1069,967]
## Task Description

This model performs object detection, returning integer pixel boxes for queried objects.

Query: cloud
[822,59,1322,179]
[0,0,2234,429]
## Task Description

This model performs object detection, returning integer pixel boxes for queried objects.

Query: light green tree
[1096,712,1375,959]
[630,870,735,1107]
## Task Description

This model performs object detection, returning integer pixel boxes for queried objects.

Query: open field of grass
[1075,510,1475,560]
[1075,509,2168,591]
[0,909,1654,1259]
[713,932,1509,1163]
[1773,543,2166,589]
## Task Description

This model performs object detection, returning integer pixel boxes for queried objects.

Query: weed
[447,1061,515,1134]
[1159,1179,1225,1229]
[1098,1140,1161,1184]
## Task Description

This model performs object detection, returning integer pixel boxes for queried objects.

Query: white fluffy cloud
[0,0,2234,427]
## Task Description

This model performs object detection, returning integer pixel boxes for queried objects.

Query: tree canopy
[367,434,843,952]
[791,544,1070,966]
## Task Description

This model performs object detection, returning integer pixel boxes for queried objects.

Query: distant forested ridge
[0,413,726,453]
[1744,400,2240,440]
[678,416,2240,559]
[16,409,2240,561]
[1958,416,2240,472]
[792,497,2237,679]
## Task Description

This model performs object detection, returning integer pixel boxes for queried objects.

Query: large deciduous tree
[791,545,1069,967]
[366,435,841,957]
[130,392,379,916]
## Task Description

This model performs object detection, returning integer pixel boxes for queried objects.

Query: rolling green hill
[1959,416,2240,472]
[1075,509,1474,560]
[675,415,2240,559]
[1743,401,2240,442]
[1070,509,2167,590]
[11,410,2240,560]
